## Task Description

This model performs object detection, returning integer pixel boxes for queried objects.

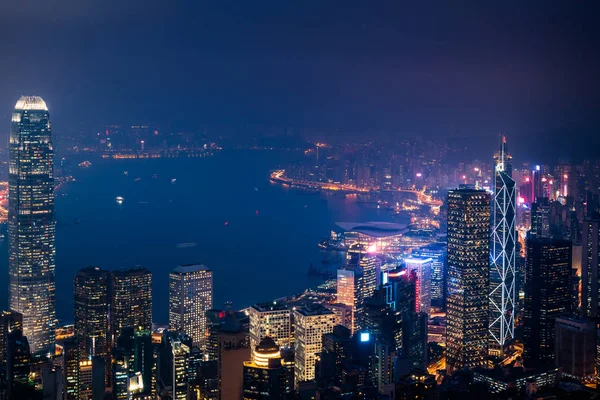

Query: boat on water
[171,178,177,184]
[116,196,124,204]
[78,161,92,168]
[123,171,128,176]
[176,242,197,248]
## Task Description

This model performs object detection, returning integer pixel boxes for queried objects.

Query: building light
[360,332,370,342]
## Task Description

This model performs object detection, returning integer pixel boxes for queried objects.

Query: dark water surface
[0,150,394,324]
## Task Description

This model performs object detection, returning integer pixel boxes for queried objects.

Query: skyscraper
[242,336,292,398]
[337,244,378,332]
[411,243,447,308]
[293,304,335,386]
[336,268,356,332]
[0,311,22,366]
[405,257,433,317]
[171,334,191,400]
[111,268,152,340]
[248,302,292,352]
[489,136,516,356]
[581,219,600,318]
[530,198,551,239]
[523,237,571,366]
[446,188,490,373]
[6,329,31,398]
[74,267,110,362]
[169,264,213,348]
[8,96,56,353]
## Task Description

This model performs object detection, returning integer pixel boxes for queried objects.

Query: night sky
[0,1,598,160]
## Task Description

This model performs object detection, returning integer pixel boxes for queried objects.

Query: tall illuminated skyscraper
[405,257,433,317]
[8,96,56,354]
[523,237,571,366]
[336,268,356,332]
[74,267,110,362]
[338,244,377,332]
[169,264,213,349]
[446,188,490,373]
[248,302,292,352]
[489,136,516,356]
[293,304,335,386]
[0,311,22,367]
[581,219,600,318]
[111,268,152,339]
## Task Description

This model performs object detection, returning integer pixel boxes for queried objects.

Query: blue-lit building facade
[8,96,56,354]
[411,243,446,308]
[489,137,516,356]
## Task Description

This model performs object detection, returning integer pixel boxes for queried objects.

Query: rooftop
[251,301,289,312]
[294,303,334,317]
[172,263,211,274]
[14,96,48,111]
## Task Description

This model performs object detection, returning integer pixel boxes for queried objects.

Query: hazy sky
[0,1,598,160]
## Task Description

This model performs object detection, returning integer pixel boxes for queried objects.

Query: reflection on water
[0,150,401,324]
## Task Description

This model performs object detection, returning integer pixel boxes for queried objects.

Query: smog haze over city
[1,2,600,399]
[0,1,598,160]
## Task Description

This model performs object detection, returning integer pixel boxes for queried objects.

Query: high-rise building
[530,198,551,239]
[242,336,293,399]
[293,304,336,386]
[337,244,378,332]
[63,337,80,400]
[133,330,154,397]
[0,311,22,366]
[74,267,110,364]
[8,96,56,354]
[404,257,433,317]
[204,308,250,399]
[336,268,356,331]
[523,237,571,366]
[42,366,63,400]
[411,243,447,308]
[169,264,213,348]
[446,188,490,373]
[6,329,30,398]
[554,316,595,381]
[111,268,152,339]
[248,302,292,352]
[489,137,516,356]
[171,334,191,400]
[581,219,600,318]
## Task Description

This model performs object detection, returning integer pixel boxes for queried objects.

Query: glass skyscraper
[8,96,56,354]
[523,237,572,366]
[169,264,213,349]
[489,136,516,356]
[111,267,152,340]
[446,188,490,373]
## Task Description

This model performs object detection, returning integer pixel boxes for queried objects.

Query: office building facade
[446,188,490,373]
[8,96,56,353]
[293,304,336,386]
[111,268,152,339]
[74,267,111,362]
[523,237,571,366]
[248,302,292,352]
[581,219,600,318]
[169,264,213,348]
